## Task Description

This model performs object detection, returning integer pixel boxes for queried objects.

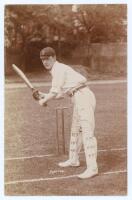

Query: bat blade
[12,64,34,91]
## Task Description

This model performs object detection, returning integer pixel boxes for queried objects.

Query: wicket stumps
[55,107,68,155]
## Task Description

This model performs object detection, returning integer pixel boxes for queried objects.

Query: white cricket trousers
[69,87,97,169]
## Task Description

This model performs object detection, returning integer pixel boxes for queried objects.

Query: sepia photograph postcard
[1,0,132,199]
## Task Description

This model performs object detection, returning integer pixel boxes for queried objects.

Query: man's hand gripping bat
[12,64,47,106]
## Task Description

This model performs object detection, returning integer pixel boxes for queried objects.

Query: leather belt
[68,82,88,97]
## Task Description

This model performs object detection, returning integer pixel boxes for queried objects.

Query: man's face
[41,56,56,71]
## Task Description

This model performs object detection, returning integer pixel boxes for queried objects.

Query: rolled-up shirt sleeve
[49,65,65,94]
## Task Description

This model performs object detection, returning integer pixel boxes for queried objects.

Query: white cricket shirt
[49,61,87,94]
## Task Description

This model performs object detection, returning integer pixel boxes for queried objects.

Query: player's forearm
[44,92,57,102]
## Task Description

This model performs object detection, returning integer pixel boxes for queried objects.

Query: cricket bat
[12,64,45,102]
[12,64,35,91]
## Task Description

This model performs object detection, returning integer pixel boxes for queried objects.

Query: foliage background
[4,4,127,74]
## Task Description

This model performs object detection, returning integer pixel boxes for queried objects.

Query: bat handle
[32,88,36,92]
[32,88,48,106]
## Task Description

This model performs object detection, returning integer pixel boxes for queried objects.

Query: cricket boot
[77,167,98,179]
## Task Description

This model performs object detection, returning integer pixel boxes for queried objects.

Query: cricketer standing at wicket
[36,46,98,179]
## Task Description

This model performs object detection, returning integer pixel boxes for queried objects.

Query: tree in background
[71,4,127,64]
[4,4,127,71]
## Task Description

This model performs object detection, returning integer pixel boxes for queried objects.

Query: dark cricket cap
[40,47,56,59]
